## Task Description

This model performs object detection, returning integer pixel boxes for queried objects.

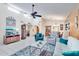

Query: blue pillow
[59,38,68,45]
[63,51,79,56]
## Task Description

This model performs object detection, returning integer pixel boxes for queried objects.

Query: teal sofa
[63,51,79,56]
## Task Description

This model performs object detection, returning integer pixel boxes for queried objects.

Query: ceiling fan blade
[31,4,42,19]
[33,12,37,15]
[31,11,37,16]
[35,15,42,17]
[32,15,35,18]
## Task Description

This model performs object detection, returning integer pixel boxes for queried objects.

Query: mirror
[75,16,78,30]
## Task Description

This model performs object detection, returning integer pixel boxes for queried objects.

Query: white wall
[0,4,7,45]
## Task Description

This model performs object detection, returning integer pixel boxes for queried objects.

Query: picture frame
[60,24,63,30]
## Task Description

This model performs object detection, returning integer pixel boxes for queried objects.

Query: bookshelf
[4,16,20,44]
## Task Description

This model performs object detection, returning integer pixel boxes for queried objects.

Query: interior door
[21,24,26,39]
[45,26,51,36]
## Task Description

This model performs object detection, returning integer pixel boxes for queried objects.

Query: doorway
[45,26,51,36]
[21,24,26,39]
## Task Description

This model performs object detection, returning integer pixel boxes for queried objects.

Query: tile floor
[0,36,47,56]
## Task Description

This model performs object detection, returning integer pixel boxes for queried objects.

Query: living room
[0,3,79,56]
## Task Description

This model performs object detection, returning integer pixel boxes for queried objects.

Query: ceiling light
[8,6,20,14]
[33,17,41,24]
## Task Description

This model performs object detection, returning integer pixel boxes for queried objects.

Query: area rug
[12,43,55,56]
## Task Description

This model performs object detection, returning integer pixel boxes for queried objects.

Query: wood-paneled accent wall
[69,8,79,39]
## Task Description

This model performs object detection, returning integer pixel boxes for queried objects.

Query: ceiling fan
[31,4,42,18]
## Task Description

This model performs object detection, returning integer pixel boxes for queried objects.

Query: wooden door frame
[21,24,26,39]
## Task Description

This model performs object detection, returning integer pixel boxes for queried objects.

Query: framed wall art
[60,24,63,30]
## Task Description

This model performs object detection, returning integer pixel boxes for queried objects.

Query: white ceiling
[12,3,78,20]
[13,3,78,15]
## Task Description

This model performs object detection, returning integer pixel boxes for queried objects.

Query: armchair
[35,32,44,41]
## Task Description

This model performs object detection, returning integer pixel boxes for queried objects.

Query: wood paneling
[69,9,79,39]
